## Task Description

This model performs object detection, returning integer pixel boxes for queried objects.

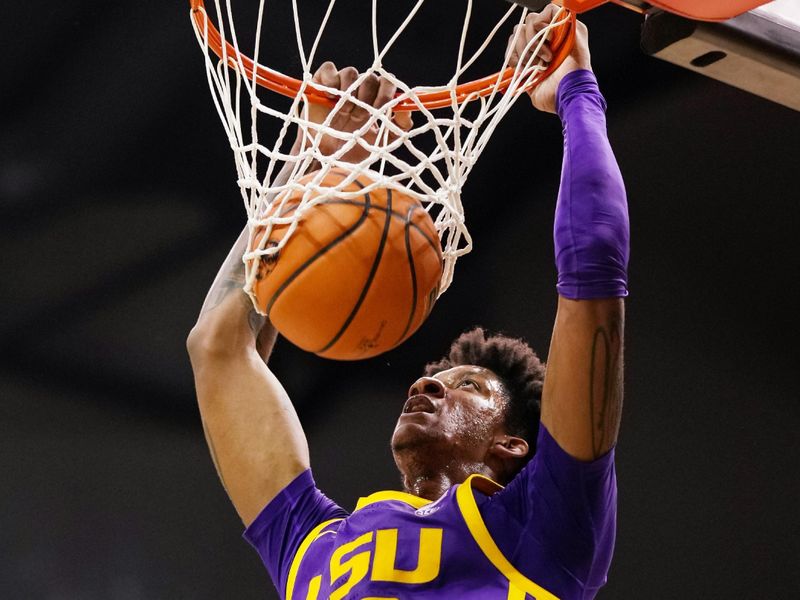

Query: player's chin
[390,418,439,452]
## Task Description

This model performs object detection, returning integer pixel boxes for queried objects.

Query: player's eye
[459,379,479,390]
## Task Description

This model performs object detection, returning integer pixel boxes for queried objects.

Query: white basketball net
[191,0,569,309]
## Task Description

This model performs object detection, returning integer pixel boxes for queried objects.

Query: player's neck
[402,461,493,501]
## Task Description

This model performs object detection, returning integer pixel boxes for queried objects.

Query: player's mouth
[402,395,437,415]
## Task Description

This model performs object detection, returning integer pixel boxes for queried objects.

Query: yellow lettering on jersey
[371,528,443,584]
[304,575,321,600]
[286,519,343,600]
[329,531,374,600]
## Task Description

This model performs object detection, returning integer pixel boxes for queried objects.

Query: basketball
[249,167,443,360]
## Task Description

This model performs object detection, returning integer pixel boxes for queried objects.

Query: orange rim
[190,0,576,112]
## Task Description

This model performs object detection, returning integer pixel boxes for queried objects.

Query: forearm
[190,147,305,360]
[554,69,629,300]
[191,227,270,353]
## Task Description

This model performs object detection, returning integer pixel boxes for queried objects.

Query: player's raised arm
[187,217,308,526]
[187,64,410,525]
[514,7,629,461]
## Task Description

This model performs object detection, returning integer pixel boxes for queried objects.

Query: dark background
[2,1,798,598]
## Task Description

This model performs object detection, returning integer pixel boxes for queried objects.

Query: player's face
[391,365,510,465]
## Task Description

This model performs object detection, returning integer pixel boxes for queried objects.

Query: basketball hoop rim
[189,0,576,112]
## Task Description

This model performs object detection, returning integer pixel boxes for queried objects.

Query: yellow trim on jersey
[304,576,321,600]
[455,474,560,600]
[286,518,343,600]
[354,490,431,511]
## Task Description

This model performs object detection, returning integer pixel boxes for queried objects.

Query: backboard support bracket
[642,9,800,112]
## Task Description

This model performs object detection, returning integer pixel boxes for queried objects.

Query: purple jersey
[245,424,616,600]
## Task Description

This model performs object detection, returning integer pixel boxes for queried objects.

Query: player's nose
[408,376,446,399]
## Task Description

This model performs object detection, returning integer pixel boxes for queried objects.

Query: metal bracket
[642,8,800,111]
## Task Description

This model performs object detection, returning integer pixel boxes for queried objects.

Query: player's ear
[489,434,529,460]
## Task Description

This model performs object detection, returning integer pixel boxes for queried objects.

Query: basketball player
[187,5,628,599]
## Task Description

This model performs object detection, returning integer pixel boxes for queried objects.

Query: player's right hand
[304,62,413,163]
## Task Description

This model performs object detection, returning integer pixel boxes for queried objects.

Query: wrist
[555,69,605,120]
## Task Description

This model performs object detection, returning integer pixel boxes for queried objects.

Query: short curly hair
[424,327,546,461]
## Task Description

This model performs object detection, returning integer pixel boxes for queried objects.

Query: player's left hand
[302,62,413,163]
[507,3,592,114]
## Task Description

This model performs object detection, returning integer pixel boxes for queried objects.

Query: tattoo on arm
[197,157,301,338]
[202,274,245,315]
[589,319,623,458]
[198,230,251,320]
[196,227,278,363]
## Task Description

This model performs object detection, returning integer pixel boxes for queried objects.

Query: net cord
[190,1,570,311]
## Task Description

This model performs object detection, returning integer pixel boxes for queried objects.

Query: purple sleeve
[554,69,630,299]
[489,424,617,589]
[243,469,348,597]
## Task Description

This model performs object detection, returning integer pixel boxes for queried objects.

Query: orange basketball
[249,167,443,360]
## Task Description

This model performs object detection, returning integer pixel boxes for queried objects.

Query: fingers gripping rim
[189,0,577,112]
